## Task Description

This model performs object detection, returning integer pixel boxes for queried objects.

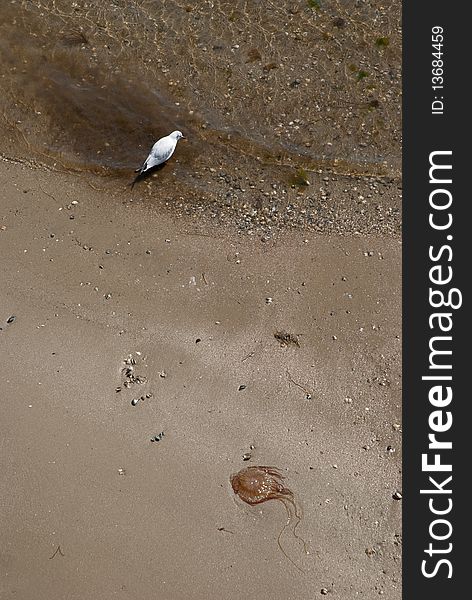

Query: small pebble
[242,453,251,461]
[238,384,246,391]
[265,297,273,304]
[392,491,402,500]
[321,589,329,596]
[131,398,139,406]
[7,315,16,324]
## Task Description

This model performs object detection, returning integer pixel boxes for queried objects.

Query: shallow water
[0,0,401,181]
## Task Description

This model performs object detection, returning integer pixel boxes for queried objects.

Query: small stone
[7,315,16,324]
[321,589,329,595]
[238,385,246,391]
[242,453,251,461]
[104,293,112,300]
[131,398,139,406]
[392,491,402,500]
[265,297,273,304]
[159,371,167,378]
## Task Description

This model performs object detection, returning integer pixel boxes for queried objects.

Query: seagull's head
[170,130,185,141]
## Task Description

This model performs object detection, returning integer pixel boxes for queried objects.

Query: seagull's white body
[135,130,184,176]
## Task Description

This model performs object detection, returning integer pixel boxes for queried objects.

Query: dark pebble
[7,315,16,324]
[238,385,246,391]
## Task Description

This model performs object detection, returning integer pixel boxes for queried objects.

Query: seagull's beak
[181,136,187,140]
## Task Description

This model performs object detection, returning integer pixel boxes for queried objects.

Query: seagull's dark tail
[130,169,146,189]
[130,162,166,190]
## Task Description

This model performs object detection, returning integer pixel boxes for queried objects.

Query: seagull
[132,130,185,188]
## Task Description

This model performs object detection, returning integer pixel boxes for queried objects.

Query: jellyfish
[230,466,308,571]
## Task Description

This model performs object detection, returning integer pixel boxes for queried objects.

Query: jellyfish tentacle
[276,498,305,573]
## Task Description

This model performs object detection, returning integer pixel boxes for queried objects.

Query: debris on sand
[274,330,300,348]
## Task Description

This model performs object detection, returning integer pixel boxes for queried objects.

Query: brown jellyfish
[230,466,308,571]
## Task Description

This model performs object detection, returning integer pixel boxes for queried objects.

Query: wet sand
[1,160,401,599]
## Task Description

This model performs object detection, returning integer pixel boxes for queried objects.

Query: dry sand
[1,160,401,599]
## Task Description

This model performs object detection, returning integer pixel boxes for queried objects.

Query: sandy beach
[1,160,401,599]
[1,1,401,598]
